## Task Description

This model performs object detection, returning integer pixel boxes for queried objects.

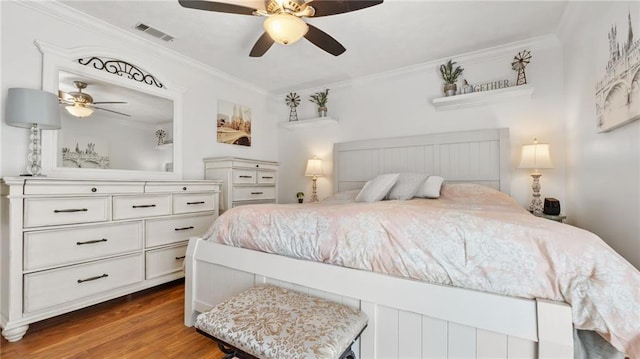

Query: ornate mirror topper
[77,57,164,89]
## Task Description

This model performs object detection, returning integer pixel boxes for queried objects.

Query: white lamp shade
[263,13,308,45]
[305,158,324,177]
[6,88,61,130]
[519,142,553,169]
[65,103,94,118]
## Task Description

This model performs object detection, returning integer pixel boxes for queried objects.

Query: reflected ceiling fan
[178,0,383,57]
[58,81,131,118]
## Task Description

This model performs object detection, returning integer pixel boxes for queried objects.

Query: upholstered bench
[195,285,368,359]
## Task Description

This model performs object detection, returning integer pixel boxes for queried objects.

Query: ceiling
[59,0,568,94]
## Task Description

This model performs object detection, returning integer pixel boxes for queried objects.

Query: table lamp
[6,88,61,176]
[518,138,553,216]
[305,157,324,202]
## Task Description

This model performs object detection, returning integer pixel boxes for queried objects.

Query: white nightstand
[540,213,567,223]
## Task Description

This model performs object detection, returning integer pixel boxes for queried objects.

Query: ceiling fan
[58,81,131,118]
[178,0,383,57]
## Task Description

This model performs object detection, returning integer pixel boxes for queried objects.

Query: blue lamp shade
[6,88,61,130]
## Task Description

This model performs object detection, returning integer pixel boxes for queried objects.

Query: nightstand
[540,213,567,223]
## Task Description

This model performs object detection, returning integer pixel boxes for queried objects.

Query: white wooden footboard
[185,238,573,359]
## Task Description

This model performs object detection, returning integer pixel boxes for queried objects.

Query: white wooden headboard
[333,128,511,194]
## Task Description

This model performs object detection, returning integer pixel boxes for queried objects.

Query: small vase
[318,106,327,117]
[443,83,457,97]
[298,198,303,203]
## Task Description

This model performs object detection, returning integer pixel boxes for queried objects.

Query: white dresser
[203,157,279,212]
[0,177,221,342]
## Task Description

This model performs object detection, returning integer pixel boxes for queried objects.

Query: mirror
[57,70,174,172]
[38,41,183,180]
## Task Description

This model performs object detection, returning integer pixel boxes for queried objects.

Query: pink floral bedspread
[204,184,640,356]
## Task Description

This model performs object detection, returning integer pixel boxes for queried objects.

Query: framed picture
[217,99,252,146]
[595,11,640,132]
[61,137,110,168]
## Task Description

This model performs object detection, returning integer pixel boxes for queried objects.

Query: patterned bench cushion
[195,285,368,359]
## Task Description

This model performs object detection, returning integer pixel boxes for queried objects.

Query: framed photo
[61,137,110,168]
[595,11,640,132]
[217,99,252,146]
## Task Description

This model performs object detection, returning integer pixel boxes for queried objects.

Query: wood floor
[0,279,225,359]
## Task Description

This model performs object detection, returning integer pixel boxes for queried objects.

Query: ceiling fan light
[263,13,308,45]
[65,103,94,118]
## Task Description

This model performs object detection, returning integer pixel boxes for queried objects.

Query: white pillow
[355,174,400,202]
[414,175,444,199]
[386,173,428,200]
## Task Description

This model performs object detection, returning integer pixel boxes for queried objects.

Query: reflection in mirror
[57,70,174,172]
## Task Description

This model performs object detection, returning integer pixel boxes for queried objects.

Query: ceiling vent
[135,23,174,42]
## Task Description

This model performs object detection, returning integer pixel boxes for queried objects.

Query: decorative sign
[471,80,511,93]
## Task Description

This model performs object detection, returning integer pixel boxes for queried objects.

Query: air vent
[135,23,174,42]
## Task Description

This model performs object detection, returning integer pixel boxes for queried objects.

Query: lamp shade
[518,140,552,170]
[263,13,308,45]
[305,158,324,177]
[6,88,61,130]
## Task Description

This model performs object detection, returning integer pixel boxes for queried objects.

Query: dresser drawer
[112,195,171,220]
[24,181,143,195]
[24,254,143,313]
[233,169,257,184]
[173,193,217,214]
[24,222,143,271]
[233,186,276,201]
[232,159,279,171]
[24,197,110,228]
[145,182,220,193]
[257,172,277,184]
[146,244,188,279]
[146,214,215,247]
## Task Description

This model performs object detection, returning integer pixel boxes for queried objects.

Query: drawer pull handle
[251,192,264,195]
[261,176,274,179]
[186,201,205,205]
[77,273,109,284]
[239,175,253,179]
[132,204,156,208]
[91,187,97,193]
[54,208,88,213]
[175,256,186,260]
[77,238,108,245]
[174,226,194,231]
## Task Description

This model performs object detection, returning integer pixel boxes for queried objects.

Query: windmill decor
[512,50,532,86]
[285,92,301,122]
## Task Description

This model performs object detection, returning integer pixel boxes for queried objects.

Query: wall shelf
[432,84,534,111]
[279,117,338,129]
[156,141,173,150]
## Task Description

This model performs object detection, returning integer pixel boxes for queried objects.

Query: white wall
[0,1,279,180]
[278,37,566,209]
[559,2,640,269]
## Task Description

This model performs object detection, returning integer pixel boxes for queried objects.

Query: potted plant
[296,191,305,203]
[309,89,329,117]
[439,59,464,96]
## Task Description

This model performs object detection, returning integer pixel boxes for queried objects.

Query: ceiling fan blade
[304,24,346,56]
[93,101,128,105]
[308,0,383,17]
[58,90,75,102]
[249,32,275,57]
[91,105,132,117]
[178,0,257,15]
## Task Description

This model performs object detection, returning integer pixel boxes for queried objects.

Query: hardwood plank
[0,280,224,359]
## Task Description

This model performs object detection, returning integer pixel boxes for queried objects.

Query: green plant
[309,89,329,107]
[296,191,305,199]
[439,60,464,84]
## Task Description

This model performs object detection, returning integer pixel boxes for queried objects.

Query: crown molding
[14,0,269,96]
[283,34,561,96]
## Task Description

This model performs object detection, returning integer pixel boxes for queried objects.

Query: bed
[184,128,640,358]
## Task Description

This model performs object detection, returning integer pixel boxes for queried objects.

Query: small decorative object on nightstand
[519,138,553,216]
[296,191,304,203]
[305,157,324,202]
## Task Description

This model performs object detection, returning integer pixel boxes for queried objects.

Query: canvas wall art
[217,99,252,146]
[595,11,640,132]
[62,137,110,168]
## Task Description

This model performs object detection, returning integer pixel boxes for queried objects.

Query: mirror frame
[36,40,184,180]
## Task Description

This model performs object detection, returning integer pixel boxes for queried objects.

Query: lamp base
[310,177,319,203]
[528,173,543,216]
